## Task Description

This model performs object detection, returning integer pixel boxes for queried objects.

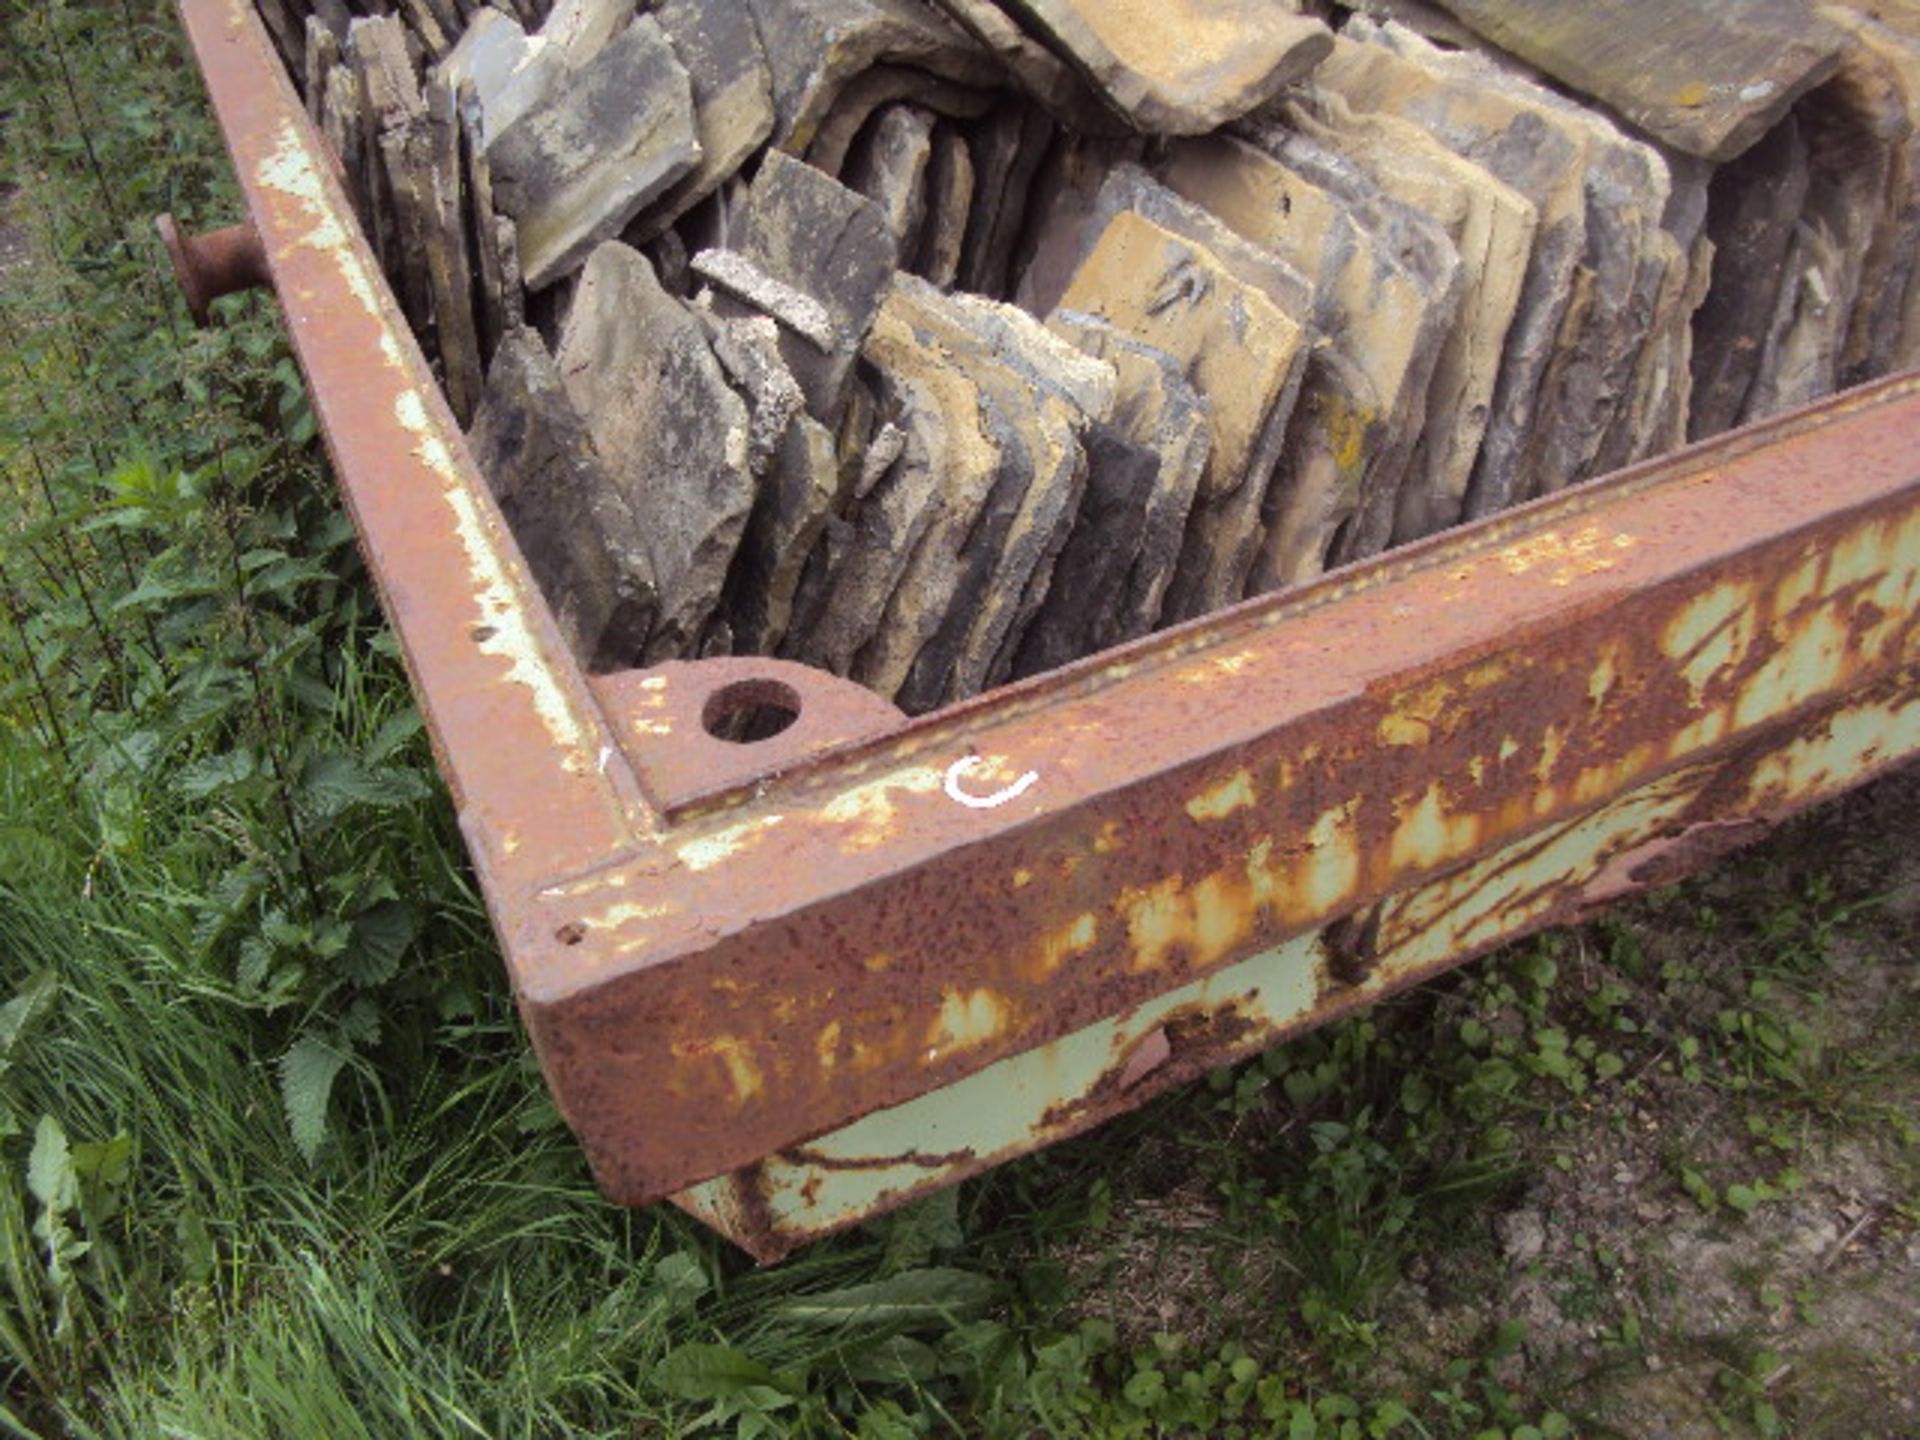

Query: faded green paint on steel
[676,932,1327,1236]
[675,674,1920,1254]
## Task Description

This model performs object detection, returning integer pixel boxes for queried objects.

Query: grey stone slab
[783,364,963,683]
[1315,23,1588,518]
[442,8,561,146]
[992,0,1333,134]
[1007,423,1161,680]
[744,0,999,154]
[486,16,700,288]
[842,104,936,259]
[1225,120,1464,563]
[1157,130,1460,587]
[725,414,845,656]
[789,278,1102,706]
[304,16,340,124]
[1740,48,1898,423]
[632,0,777,242]
[1428,0,1846,162]
[889,294,1094,708]
[1827,13,1920,386]
[553,242,755,660]
[321,61,375,243]
[956,102,1058,298]
[377,118,439,344]
[1023,164,1313,622]
[1370,23,1676,497]
[457,80,510,363]
[423,73,487,424]
[1045,312,1211,642]
[1687,113,1810,438]
[912,123,974,287]
[467,326,659,671]
[921,0,1120,132]
[710,150,897,425]
[803,66,996,178]
[537,0,634,65]
[902,285,1116,696]
[347,16,424,275]
[398,0,454,60]
[1278,89,1534,543]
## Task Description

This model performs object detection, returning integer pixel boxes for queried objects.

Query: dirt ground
[1049,766,1919,1437]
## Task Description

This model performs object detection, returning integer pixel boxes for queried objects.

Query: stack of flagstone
[259,0,1920,711]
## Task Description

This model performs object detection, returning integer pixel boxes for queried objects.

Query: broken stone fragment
[1280,88,1534,543]
[691,249,837,351]
[553,242,755,661]
[632,0,777,242]
[1427,0,1848,162]
[993,0,1333,134]
[1045,311,1211,642]
[699,308,806,476]
[467,326,659,671]
[745,0,999,154]
[486,16,700,288]
[1023,165,1312,622]
[842,105,937,258]
[706,150,897,424]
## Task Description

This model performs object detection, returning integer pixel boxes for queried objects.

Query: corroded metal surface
[678,669,1920,1258]
[529,377,1920,1209]
[154,214,269,327]
[182,0,1920,1260]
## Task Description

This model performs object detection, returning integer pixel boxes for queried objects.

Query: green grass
[2,5,1916,1437]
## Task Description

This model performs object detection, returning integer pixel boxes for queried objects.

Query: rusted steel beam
[522,377,1920,1207]
[676,668,1919,1258]
[179,0,1920,1256]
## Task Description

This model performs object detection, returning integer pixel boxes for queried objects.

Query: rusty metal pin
[154,214,269,327]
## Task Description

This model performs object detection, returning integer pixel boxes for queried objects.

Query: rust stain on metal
[524,377,1920,1208]
[180,0,1920,1252]
[154,214,268,326]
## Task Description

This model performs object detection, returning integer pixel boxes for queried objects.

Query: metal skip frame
[178,0,1920,1261]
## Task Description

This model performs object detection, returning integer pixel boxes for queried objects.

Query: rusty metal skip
[170,0,1920,1260]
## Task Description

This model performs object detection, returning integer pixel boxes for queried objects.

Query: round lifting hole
[702,677,802,744]
[470,624,497,643]
[555,922,586,947]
